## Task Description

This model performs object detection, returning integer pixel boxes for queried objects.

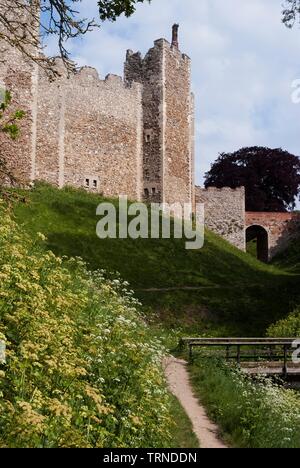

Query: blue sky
[46,0,300,186]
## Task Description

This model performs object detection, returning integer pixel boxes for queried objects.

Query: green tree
[98,0,151,21]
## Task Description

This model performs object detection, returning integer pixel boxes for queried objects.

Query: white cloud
[45,0,300,186]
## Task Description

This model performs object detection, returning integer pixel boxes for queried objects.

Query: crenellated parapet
[41,58,142,93]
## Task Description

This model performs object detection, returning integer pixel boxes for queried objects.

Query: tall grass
[190,360,300,448]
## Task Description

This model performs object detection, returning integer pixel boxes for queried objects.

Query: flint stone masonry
[195,186,300,259]
[164,43,195,206]
[0,40,37,183]
[0,0,39,183]
[0,23,194,205]
[35,65,143,199]
[246,212,300,260]
[196,186,246,251]
[124,38,195,206]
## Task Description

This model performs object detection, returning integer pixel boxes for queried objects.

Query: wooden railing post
[283,345,288,376]
[189,344,193,362]
[237,345,241,367]
[226,345,230,361]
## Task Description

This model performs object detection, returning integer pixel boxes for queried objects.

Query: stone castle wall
[164,43,195,206]
[124,38,194,206]
[0,2,38,183]
[2,9,298,261]
[124,41,165,203]
[196,186,246,250]
[1,23,194,205]
[35,64,143,200]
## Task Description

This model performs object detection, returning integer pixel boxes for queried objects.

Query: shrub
[0,207,172,447]
[267,307,300,337]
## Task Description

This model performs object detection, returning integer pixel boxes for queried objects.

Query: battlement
[196,186,245,194]
[125,36,190,83]
[76,67,141,91]
[41,58,142,94]
[2,14,297,261]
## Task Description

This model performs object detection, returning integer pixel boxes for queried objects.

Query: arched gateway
[246,225,269,263]
[196,187,300,261]
[245,212,300,262]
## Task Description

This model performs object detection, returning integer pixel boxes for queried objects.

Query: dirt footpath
[164,357,228,449]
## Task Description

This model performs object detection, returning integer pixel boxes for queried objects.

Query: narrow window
[93,180,98,189]
[144,188,149,197]
[145,130,153,143]
[152,188,156,195]
[85,178,90,188]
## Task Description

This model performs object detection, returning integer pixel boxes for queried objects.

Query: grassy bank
[273,236,300,274]
[11,183,300,335]
[168,396,199,448]
[189,359,300,448]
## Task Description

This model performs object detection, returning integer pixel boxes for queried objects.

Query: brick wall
[246,212,300,259]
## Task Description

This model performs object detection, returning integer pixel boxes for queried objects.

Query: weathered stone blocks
[195,186,246,251]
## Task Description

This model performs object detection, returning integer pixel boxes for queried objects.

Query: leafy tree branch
[0,88,25,188]
[282,0,300,28]
[0,0,151,75]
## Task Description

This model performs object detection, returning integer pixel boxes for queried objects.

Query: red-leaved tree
[204,146,300,212]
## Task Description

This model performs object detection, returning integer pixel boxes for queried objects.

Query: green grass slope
[272,237,300,274]
[12,184,300,335]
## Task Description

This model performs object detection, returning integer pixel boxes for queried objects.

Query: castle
[1,12,299,261]
[0,21,195,207]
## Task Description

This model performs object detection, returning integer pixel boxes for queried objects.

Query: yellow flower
[37,232,47,242]
[130,415,142,426]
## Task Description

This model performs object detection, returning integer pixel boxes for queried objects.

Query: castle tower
[124,25,195,206]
